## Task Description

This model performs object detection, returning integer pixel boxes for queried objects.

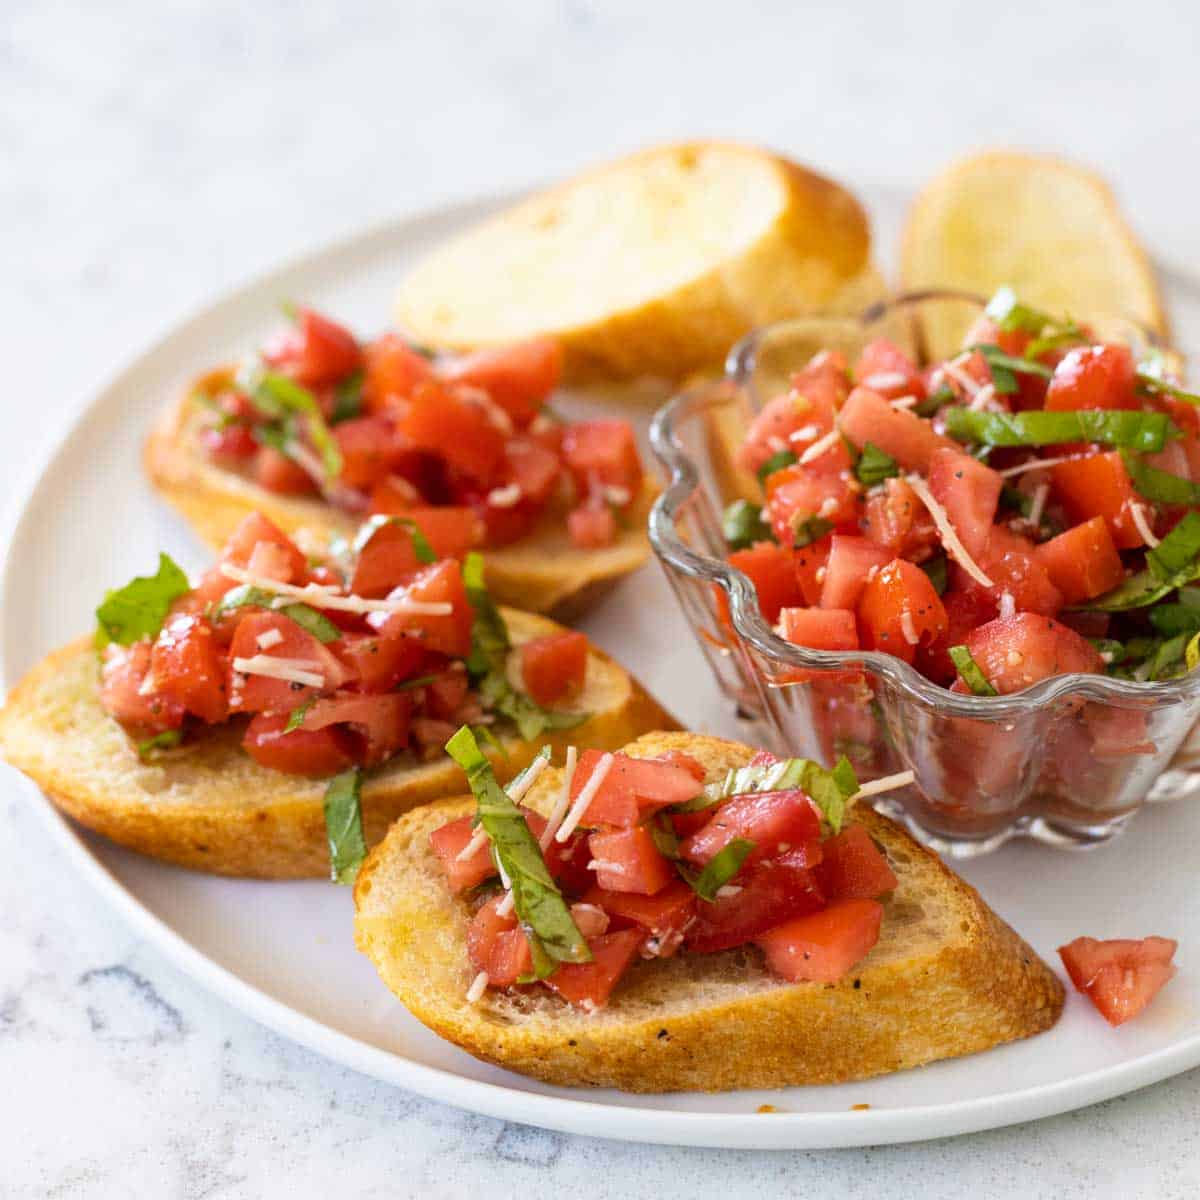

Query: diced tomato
[501,437,562,507]
[818,824,897,900]
[962,314,1030,358]
[399,382,507,484]
[367,474,424,514]
[254,446,318,494]
[928,447,1003,559]
[422,669,469,720]
[370,559,473,659]
[362,333,435,412]
[200,422,257,463]
[960,613,1103,694]
[333,416,403,490]
[300,691,412,766]
[1045,344,1137,412]
[242,711,356,776]
[839,387,955,473]
[441,338,562,425]
[517,810,595,895]
[571,750,705,828]
[335,631,427,692]
[150,615,228,723]
[221,513,309,583]
[738,393,816,476]
[467,894,533,987]
[685,855,826,953]
[349,510,481,596]
[1051,451,1146,549]
[584,880,696,954]
[99,641,186,734]
[263,307,362,387]
[561,420,643,500]
[964,526,1064,618]
[429,816,496,893]
[681,789,821,868]
[520,631,588,707]
[227,611,353,714]
[587,825,676,895]
[1035,517,1125,604]
[857,558,948,664]
[1085,705,1156,759]
[854,339,924,400]
[658,750,706,781]
[1059,935,1178,1026]
[793,538,833,607]
[542,929,642,1008]
[861,476,939,560]
[727,542,807,624]
[765,462,858,543]
[780,607,859,651]
[916,587,998,685]
[755,898,883,984]
[567,504,617,548]
[819,536,892,610]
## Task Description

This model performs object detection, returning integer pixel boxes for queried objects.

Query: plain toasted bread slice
[901,150,1166,360]
[0,610,677,878]
[143,382,655,616]
[355,731,1063,1091]
[395,141,879,383]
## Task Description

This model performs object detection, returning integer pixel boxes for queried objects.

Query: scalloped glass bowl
[649,293,1200,856]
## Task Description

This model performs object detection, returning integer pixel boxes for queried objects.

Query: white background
[3,1,1200,1195]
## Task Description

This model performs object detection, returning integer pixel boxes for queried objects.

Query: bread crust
[395,141,879,383]
[143,377,655,616]
[0,613,677,878]
[354,731,1064,1091]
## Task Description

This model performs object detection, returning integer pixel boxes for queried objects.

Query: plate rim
[4,195,1200,1151]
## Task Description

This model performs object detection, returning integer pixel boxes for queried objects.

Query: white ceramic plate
[4,188,1200,1151]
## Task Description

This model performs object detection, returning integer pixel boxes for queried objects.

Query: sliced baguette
[355,731,1063,1091]
[901,150,1167,360]
[395,142,880,383]
[143,379,655,616]
[0,610,677,878]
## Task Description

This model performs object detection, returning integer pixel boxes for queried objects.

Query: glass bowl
[648,292,1200,856]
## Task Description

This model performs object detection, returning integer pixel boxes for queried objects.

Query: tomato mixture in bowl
[192,306,645,551]
[649,291,1200,852]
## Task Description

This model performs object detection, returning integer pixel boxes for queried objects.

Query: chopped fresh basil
[324,767,367,885]
[352,513,437,564]
[1090,638,1127,665]
[791,515,834,549]
[1122,450,1200,505]
[915,384,956,418]
[756,448,797,485]
[279,604,341,643]
[241,366,343,478]
[1148,512,1200,582]
[919,554,948,596]
[648,814,682,861]
[1136,366,1200,407]
[1150,604,1200,637]
[971,344,1052,395]
[722,499,774,551]
[854,441,900,487]
[95,553,191,649]
[1146,634,1189,680]
[985,287,1052,335]
[285,695,315,732]
[948,645,998,696]
[331,370,364,423]
[211,585,340,643]
[1188,631,1200,673]
[445,726,589,976]
[471,723,509,761]
[394,672,443,692]
[678,838,756,902]
[943,407,1175,454]
[137,728,183,761]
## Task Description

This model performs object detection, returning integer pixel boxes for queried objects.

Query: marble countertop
[4,1,1200,1195]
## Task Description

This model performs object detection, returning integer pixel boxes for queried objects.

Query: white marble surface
[4,0,1200,1195]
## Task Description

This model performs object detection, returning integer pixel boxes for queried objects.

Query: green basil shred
[137,729,183,761]
[948,645,998,696]
[791,515,834,549]
[324,767,367,885]
[854,441,900,487]
[756,448,797,484]
[95,553,191,649]
[943,406,1175,454]
[722,499,774,550]
[211,585,340,643]
[352,513,437,564]
[1121,450,1200,505]
[678,839,756,902]
[240,366,343,478]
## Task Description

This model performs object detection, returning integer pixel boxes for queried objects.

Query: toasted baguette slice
[901,150,1167,360]
[395,142,879,383]
[0,610,676,878]
[143,380,655,616]
[355,731,1063,1092]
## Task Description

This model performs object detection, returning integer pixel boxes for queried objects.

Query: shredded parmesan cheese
[219,564,452,616]
[999,454,1073,478]
[889,395,918,410]
[540,746,578,849]
[555,752,614,843]
[231,655,325,689]
[715,885,743,899]
[899,610,920,646]
[496,891,515,918]
[587,859,625,875]
[1131,503,1160,548]
[798,428,841,465]
[967,382,997,412]
[486,483,522,508]
[255,628,283,651]
[603,485,631,507]
[850,770,916,801]
[999,591,1016,620]
[905,474,995,588]
[791,423,821,443]
[941,359,981,398]
[1027,483,1049,529]
[864,371,909,391]
[466,971,489,1003]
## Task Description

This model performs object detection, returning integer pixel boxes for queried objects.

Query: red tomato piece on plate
[221,513,308,582]
[755,898,883,983]
[227,611,353,714]
[363,333,435,411]
[584,880,696,953]
[1059,935,1178,1026]
[571,750,706,829]
[99,641,186,733]
[567,504,617,548]
[854,339,924,400]
[350,510,481,596]
[562,420,643,498]
[399,382,508,484]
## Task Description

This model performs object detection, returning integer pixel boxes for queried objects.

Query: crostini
[355,730,1063,1091]
[0,514,674,878]
[144,308,655,614]
[395,141,887,384]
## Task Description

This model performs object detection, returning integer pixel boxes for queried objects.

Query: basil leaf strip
[1149,604,1200,637]
[679,838,756,902]
[211,585,340,643]
[915,384,956,418]
[331,370,364,423]
[943,407,1175,454]
[353,513,437,564]
[854,441,900,487]
[95,553,191,648]
[757,448,797,485]
[792,515,834,549]
[1136,369,1200,407]
[1188,632,1200,673]
[285,695,315,732]
[324,767,367,885]
[137,729,183,761]
[1079,512,1200,610]
[948,645,998,696]
[445,726,590,975]
[242,366,343,479]
[722,499,774,551]
[1121,450,1200,505]
[971,344,1052,395]
[985,287,1055,335]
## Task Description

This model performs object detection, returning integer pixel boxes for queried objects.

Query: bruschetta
[354,730,1063,1091]
[0,514,675,877]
